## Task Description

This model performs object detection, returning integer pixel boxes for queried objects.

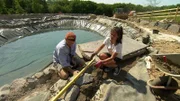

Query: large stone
[34,72,44,79]
[142,33,150,44]
[149,21,158,27]
[43,67,51,75]
[0,84,10,92]
[0,84,10,101]
[64,85,80,101]
[157,22,170,30]
[50,79,68,95]
[76,92,87,101]
[92,62,156,101]
[10,78,26,92]
[74,73,94,86]
[38,74,51,84]
[167,24,180,33]
[25,77,38,90]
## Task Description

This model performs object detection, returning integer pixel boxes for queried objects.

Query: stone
[76,92,87,101]
[25,77,38,90]
[10,78,26,92]
[157,22,170,30]
[152,29,159,34]
[34,72,44,79]
[0,84,10,91]
[64,85,80,101]
[147,47,159,55]
[50,79,68,94]
[0,84,10,101]
[74,73,94,86]
[38,73,51,84]
[149,21,158,27]
[167,24,180,33]
[142,33,150,44]
[43,67,51,75]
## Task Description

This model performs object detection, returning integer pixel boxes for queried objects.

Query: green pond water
[0,30,103,86]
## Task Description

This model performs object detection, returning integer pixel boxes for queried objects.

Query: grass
[143,16,180,24]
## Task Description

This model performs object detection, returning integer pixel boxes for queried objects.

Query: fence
[136,7,180,20]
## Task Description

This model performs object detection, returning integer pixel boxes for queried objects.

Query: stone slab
[76,35,147,60]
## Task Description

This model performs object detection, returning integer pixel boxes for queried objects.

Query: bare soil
[151,41,180,53]
[148,39,180,101]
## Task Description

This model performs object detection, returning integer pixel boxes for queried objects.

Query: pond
[0,30,103,86]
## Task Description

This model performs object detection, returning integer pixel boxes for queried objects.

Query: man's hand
[71,57,77,67]
[73,70,79,76]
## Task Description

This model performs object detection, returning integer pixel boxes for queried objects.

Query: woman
[91,26,123,76]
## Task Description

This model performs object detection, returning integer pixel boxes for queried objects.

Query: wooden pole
[175,7,179,21]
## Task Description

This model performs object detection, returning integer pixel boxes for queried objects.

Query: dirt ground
[77,33,180,101]
[152,40,180,54]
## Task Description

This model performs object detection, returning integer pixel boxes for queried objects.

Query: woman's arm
[94,44,105,54]
[91,44,105,59]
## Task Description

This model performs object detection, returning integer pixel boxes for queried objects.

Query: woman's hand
[90,52,97,60]
[94,60,103,68]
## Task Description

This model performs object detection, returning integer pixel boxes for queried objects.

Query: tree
[14,0,25,14]
[146,0,161,7]
[0,0,7,14]
[32,0,48,13]
[19,0,33,13]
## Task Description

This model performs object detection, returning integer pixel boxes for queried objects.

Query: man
[53,32,80,80]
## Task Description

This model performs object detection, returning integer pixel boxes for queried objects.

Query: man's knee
[58,69,69,80]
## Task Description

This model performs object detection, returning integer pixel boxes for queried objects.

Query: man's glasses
[67,38,76,41]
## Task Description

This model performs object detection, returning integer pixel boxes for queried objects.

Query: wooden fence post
[149,11,153,21]
[175,7,179,21]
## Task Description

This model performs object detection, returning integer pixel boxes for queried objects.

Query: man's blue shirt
[53,39,76,68]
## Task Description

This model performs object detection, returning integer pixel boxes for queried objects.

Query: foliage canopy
[0,0,179,16]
